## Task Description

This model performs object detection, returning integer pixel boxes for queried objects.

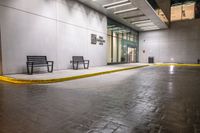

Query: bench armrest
[84,60,89,62]
[47,61,54,64]
[70,60,80,63]
[26,61,34,65]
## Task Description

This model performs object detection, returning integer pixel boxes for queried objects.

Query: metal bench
[26,56,54,74]
[70,56,89,70]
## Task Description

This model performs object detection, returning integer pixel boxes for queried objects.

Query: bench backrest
[72,56,84,62]
[27,56,47,64]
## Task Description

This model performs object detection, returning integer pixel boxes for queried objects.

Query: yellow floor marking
[0,65,149,84]
[154,64,200,67]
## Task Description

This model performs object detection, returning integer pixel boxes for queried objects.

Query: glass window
[171,1,196,22]
[118,34,122,62]
[107,35,112,63]
[171,4,182,21]
[112,33,118,63]
[182,2,195,20]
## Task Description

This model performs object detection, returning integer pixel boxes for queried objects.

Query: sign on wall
[91,34,97,44]
[91,34,105,45]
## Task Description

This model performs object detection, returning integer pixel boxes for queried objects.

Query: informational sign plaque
[91,34,105,45]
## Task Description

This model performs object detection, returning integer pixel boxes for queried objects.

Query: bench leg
[47,66,50,72]
[83,63,86,69]
[27,65,30,75]
[76,62,79,70]
[51,65,54,72]
[72,63,75,70]
[31,65,33,75]
[27,64,33,75]
[72,62,79,70]
[47,65,53,73]
[84,63,89,69]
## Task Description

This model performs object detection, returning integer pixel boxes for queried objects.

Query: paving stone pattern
[0,66,200,133]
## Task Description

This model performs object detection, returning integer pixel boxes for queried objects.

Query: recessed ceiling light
[141,28,159,31]
[123,14,145,19]
[141,26,159,29]
[103,0,129,7]
[141,26,159,30]
[103,0,131,9]
[132,20,151,24]
[108,27,121,31]
[135,22,155,27]
[107,25,116,28]
[114,7,138,14]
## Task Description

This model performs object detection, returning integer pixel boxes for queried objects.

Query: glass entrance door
[107,19,139,64]
[128,47,137,63]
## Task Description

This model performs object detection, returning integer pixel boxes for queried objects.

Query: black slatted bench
[70,56,89,70]
[26,56,54,75]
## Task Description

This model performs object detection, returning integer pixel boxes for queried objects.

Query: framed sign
[98,36,105,45]
[91,34,105,45]
[91,34,97,44]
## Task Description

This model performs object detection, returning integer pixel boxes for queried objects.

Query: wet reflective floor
[0,66,200,133]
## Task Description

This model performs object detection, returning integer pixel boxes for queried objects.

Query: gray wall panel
[139,19,200,63]
[0,0,107,74]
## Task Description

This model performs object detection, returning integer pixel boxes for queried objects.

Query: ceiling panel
[116,10,144,18]
[77,0,168,31]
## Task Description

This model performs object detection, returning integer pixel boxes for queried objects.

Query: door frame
[127,47,137,63]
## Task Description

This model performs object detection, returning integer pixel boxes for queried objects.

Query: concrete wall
[139,19,200,63]
[0,0,107,74]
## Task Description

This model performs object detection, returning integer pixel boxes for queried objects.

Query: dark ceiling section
[147,0,159,9]
[171,0,199,5]
[148,0,200,7]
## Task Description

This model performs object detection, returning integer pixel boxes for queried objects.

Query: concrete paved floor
[0,66,200,133]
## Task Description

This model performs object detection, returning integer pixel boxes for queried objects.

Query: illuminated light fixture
[142,28,158,31]
[107,25,116,28]
[103,0,132,9]
[123,14,145,19]
[140,25,158,29]
[140,25,159,28]
[112,28,123,31]
[139,25,158,29]
[132,20,151,24]
[114,7,138,14]
[117,29,130,33]
[141,26,159,30]
[135,22,155,27]
[109,27,121,31]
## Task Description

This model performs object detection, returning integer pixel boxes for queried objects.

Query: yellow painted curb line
[153,64,200,67]
[0,65,149,84]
